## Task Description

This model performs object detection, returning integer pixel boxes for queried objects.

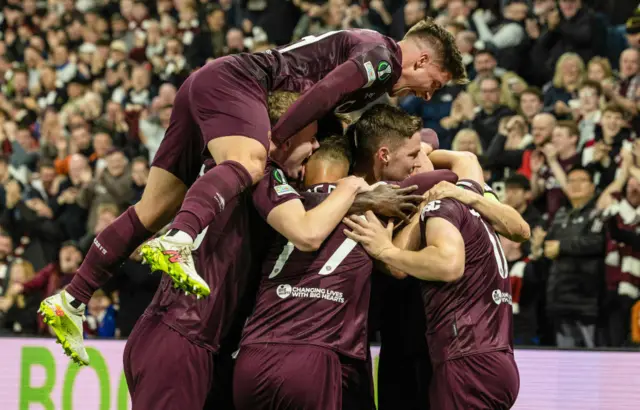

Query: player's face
[277,121,320,181]
[393,53,452,101]
[411,141,435,175]
[383,131,422,181]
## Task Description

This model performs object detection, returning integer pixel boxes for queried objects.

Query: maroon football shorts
[233,343,374,410]
[123,314,216,410]
[151,56,271,186]
[429,350,520,410]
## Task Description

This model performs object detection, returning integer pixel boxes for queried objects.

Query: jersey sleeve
[252,166,302,220]
[455,179,485,196]
[399,170,458,195]
[270,43,394,145]
[271,60,366,145]
[420,198,465,231]
[349,44,396,89]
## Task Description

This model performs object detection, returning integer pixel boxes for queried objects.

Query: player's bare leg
[141,136,267,298]
[40,167,187,365]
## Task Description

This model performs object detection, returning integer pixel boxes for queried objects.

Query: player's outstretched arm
[343,211,465,282]
[427,150,531,242]
[266,176,369,252]
[271,60,366,144]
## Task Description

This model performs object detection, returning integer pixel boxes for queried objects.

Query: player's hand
[351,183,424,221]
[543,240,560,260]
[337,176,371,194]
[423,181,469,205]
[343,211,395,259]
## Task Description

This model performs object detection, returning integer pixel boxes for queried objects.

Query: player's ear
[416,51,430,69]
[378,147,390,165]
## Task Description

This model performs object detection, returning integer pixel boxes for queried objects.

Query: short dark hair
[579,80,603,96]
[504,173,530,191]
[474,48,497,60]
[312,135,352,165]
[603,103,626,117]
[567,165,595,182]
[352,104,423,162]
[520,87,543,102]
[479,75,501,88]
[555,120,579,138]
[132,156,149,167]
[38,159,55,171]
[404,18,467,85]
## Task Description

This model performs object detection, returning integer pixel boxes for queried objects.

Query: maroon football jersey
[233,29,402,143]
[245,182,373,359]
[143,162,279,352]
[419,179,514,364]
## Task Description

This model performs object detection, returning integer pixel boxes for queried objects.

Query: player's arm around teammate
[344,210,465,282]
[266,175,372,251]
[427,149,531,242]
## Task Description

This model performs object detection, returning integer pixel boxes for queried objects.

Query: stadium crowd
[0,0,638,350]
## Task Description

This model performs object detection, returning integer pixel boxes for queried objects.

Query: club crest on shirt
[364,61,376,88]
[377,60,391,81]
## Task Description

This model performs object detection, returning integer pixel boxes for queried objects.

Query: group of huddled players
[37,18,529,410]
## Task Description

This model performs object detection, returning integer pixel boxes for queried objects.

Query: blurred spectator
[400,84,465,150]
[518,87,544,128]
[79,203,119,254]
[471,1,529,72]
[626,10,640,50]
[0,179,61,271]
[574,80,604,150]
[84,289,117,338]
[130,157,149,205]
[451,128,484,157]
[138,104,172,162]
[530,120,580,221]
[503,173,544,231]
[502,235,543,346]
[77,149,132,232]
[485,115,533,181]
[518,113,557,179]
[543,52,585,119]
[599,156,640,347]
[586,56,613,83]
[0,232,14,296]
[531,0,606,82]
[0,260,39,335]
[6,241,83,334]
[455,30,477,77]
[537,166,605,348]
[603,48,640,120]
[583,104,632,191]
[467,49,527,110]
[466,76,516,149]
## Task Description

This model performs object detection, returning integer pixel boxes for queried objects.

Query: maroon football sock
[170,160,253,240]
[66,207,153,305]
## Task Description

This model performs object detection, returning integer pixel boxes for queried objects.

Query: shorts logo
[377,61,392,81]
[492,289,512,306]
[364,61,376,88]
[273,169,287,185]
[277,284,293,299]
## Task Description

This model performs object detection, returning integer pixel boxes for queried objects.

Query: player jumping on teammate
[39,19,466,365]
